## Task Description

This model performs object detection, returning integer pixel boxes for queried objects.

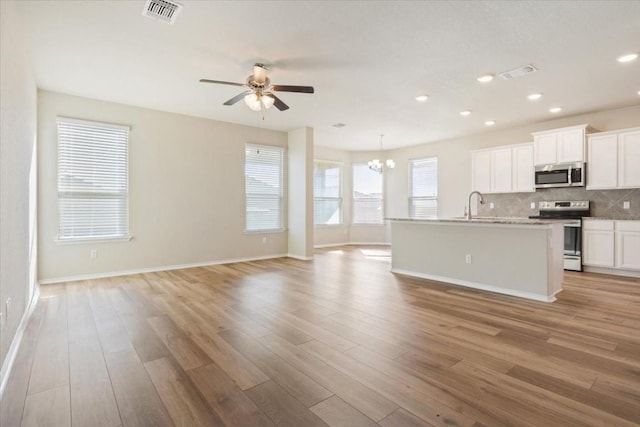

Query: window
[57,117,129,241]
[352,163,383,224]
[313,161,342,225]
[409,157,438,218]
[245,143,284,231]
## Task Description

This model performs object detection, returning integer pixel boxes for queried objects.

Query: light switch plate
[531,202,536,209]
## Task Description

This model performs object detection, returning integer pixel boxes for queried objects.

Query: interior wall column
[287,127,313,259]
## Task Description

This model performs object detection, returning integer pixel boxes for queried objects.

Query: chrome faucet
[466,191,485,220]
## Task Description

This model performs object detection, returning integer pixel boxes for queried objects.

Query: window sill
[314,224,344,228]
[55,235,133,245]
[351,223,386,226]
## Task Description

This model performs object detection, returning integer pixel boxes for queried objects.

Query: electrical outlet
[262,236,267,244]
[623,201,630,209]
[531,202,536,209]
[465,254,472,264]
[489,202,495,209]
[90,249,98,259]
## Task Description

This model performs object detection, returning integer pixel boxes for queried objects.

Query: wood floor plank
[21,385,71,427]
[120,312,172,363]
[27,295,69,395]
[219,329,334,407]
[104,350,174,427]
[245,380,329,427]
[183,324,269,390]
[188,362,275,427]
[67,284,122,427]
[147,315,212,371]
[310,395,378,427]
[301,340,476,427]
[380,408,437,427]
[145,357,224,427]
[258,333,398,422]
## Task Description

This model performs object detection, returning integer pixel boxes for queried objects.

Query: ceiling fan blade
[272,85,315,94]
[223,91,250,106]
[199,78,245,87]
[266,93,289,111]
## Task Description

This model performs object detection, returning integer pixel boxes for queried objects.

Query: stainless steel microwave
[534,162,585,189]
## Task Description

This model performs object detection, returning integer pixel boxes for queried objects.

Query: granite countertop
[386,217,559,225]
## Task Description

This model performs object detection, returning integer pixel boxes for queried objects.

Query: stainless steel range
[529,200,591,271]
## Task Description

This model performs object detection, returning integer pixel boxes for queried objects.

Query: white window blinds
[57,117,130,240]
[313,161,342,225]
[245,144,284,231]
[352,163,383,224]
[409,157,438,218]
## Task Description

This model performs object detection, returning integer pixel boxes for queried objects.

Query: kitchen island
[388,218,564,302]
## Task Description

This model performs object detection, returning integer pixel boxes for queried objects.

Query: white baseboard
[391,268,557,303]
[0,286,40,399]
[313,242,349,249]
[38,253,289,285]
[583,266,640,278]
[347,242,390,246]
[287,254,314,261]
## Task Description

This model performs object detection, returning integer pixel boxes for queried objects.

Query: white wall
[38,91,289,282]
[0,0,38,386]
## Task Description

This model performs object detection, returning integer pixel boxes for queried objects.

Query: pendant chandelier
[368,134,395,173]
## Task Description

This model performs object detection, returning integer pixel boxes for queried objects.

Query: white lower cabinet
[615,221,640,270]
[583,219,640,272]
[583,220,614,267]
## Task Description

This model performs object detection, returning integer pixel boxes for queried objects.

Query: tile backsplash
[477,188,640,220]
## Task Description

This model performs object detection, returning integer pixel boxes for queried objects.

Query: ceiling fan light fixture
[244,93,262,111]
[262,94,275,109]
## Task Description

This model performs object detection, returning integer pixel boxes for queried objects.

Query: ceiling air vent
[142,0,182,24]
[498,64,538,80]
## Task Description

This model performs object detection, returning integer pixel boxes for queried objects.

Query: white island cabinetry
[389,218,564,302]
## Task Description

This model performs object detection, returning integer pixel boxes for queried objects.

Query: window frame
[244,143,285,233]
[313,160,343,226]
[351,162,384,225]
[56,116,131,243]
[408,156,438,219]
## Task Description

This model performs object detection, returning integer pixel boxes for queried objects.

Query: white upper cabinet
[587,127,640,189]
[587,133,618,189]
[491,148,512,193]
[532,124,589,165]
[618,129,640,188]
[512,144,534,192]
[471,143,533,194]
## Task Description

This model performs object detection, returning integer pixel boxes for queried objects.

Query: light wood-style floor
[2,246,639,427]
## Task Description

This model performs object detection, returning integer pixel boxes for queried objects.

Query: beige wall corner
[287,127,314,259]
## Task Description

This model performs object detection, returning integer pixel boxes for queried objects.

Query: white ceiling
[14,1,640,150]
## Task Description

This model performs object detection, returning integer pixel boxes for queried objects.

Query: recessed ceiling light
[485,120,496,126]
[415,95,429,102]
[617,53,638,63]
[477,74,494,83]
[460,110,472,116]
[527,93,543,100]
[549,107,563,114]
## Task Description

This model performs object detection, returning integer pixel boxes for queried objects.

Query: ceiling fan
[200,63,314,112]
